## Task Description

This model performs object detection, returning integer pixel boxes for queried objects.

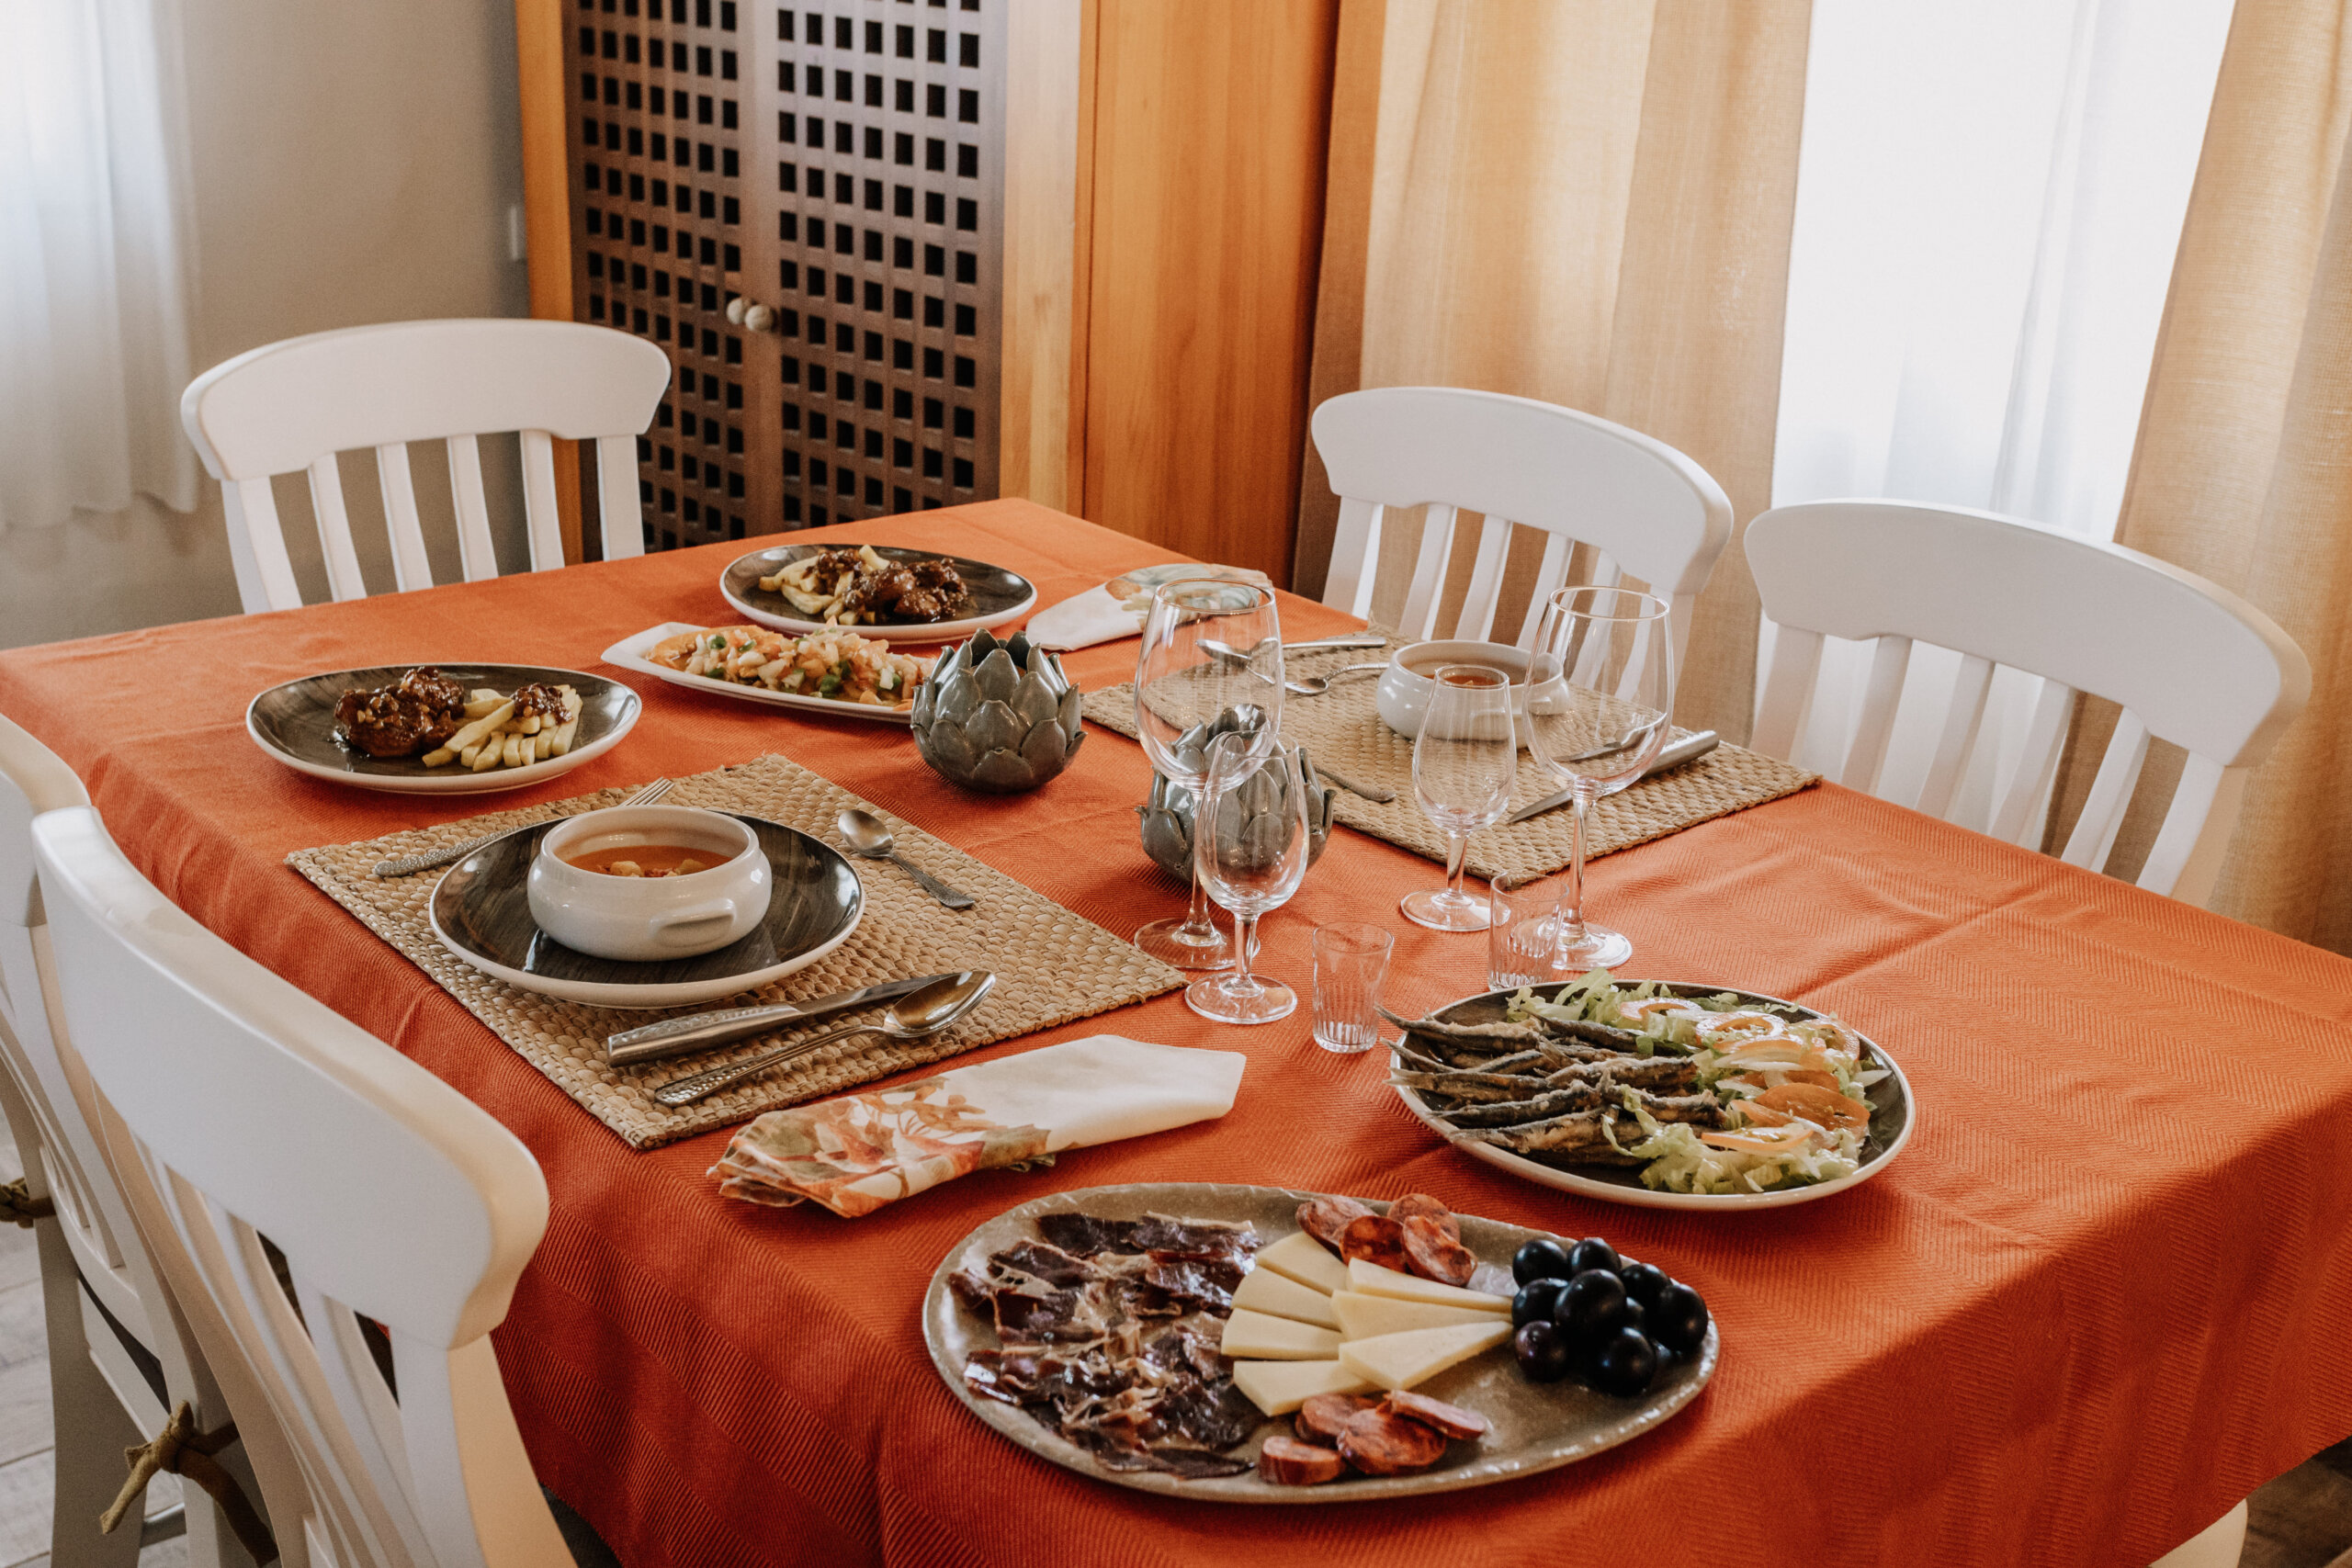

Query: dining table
[5,497,2351,1568]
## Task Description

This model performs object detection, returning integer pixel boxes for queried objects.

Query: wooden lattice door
[565,0,1007,551]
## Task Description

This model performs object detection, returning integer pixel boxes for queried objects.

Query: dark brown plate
[426,812,863,1008]
[718,543,1037,641]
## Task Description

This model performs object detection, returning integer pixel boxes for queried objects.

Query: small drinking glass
[1401,664,1518,933]
[1132,579,1284,971]
[1310,923,1394,1053]
[1189,732,1312,1024]
[1523,587,1676,971]
[1486,874,1586,991]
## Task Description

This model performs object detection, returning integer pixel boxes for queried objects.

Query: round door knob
[724,296,749,326]
[744,303,774,333]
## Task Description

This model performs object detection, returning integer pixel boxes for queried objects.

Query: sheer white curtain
[0,0,198,532]
[1764,0,2232,832]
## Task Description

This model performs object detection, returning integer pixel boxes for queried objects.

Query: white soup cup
[527,806,771,961]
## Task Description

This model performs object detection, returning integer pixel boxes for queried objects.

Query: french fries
[420,684,581,772]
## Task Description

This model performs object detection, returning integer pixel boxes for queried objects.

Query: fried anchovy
[1380,1009,1549,1044]
[1389,1073,1544,1106]
[1534,1017,1643,1049]
[1435,1083,1723,1130]
[1544,1056,1698,1092]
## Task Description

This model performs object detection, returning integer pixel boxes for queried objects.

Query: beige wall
[0,0,530,649]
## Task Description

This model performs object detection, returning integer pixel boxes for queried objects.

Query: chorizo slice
[1258,1436,1346,1485]
[1294,1392,1381,1444]
[1296,1194,1374,1249]
[1386,1192,1461,1242]
[1337,1214,1412,1273]
[1336,1408,1449,1476]
[1383,1389,1490,1441]
[1397,1213,1477,1287]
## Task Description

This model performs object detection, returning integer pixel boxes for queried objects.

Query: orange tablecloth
[6,501,2352,1568]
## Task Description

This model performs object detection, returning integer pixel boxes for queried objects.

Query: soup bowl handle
[650,900,742,947]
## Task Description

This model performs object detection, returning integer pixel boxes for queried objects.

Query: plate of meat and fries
[245,663,639,795]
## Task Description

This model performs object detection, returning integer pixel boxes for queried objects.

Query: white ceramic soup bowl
[526,806,771,961]
[1375,640,1539,746]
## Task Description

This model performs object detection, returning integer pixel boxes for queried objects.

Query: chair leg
[2150,1497,2247,1568]
[37,1223,144,1568]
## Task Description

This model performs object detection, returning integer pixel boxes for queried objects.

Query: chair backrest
[1746,500,2312,906]
[33,805,567,1568]
[181,319,672,614]
[1310,387,1734,668]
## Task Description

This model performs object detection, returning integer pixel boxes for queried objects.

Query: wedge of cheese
[1338,1321,1514,1392]
[1232,1268,1342,1329]
[1345,1258,1512,1314]
[1329,1290,1501,1340]
[1219,1308,1344,1361]
[1231,1359,1377,1416]
[1255,1231,1350,1295]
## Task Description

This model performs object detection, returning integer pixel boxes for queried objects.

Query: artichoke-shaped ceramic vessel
[911,628,1084,793]
[1136,710,1334,881]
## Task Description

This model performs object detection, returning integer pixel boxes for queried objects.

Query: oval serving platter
[246,663,639,795]
[1393,984,1914,1213]
[719,543,1037,642]
[427,812,862,1009]
[923,1181,1717,1503]
[598,622,916,726]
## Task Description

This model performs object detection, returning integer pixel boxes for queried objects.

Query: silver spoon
[836,807,976,909]
[650,970,997,1107]
[1285,661,1390,695]
[1200,634,1386,665]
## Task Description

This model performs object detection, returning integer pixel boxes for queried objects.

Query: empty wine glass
[1401,665,1518,932]
[1523,588,1676,970]
[1132,580,1283,969]
[1189,731,1311,1024]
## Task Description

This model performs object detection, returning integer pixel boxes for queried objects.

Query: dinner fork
[369,777,675,877]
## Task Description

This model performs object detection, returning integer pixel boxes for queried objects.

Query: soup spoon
[650,970,997,1107]
[837,807,975,909]
[1284,662,1390,696]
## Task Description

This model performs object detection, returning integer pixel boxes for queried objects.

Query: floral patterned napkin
[710,1036,1247,1218]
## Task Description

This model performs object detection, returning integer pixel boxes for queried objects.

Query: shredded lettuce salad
[1504,973,1888,1195]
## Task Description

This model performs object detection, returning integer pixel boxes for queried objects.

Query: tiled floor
[0,1117,2342,1568]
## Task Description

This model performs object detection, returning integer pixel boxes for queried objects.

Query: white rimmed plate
[425,811,863,1008]
[1393,984,1914,1212]
[600,623,920,726]
[245,663,639,795]
[718,542,1037,643]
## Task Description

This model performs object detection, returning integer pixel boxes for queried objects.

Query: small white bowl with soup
[1376,640,1540,746]
[527,805,772,960]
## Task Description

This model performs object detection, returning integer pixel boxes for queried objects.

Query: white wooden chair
[32,803,586,1568]
[1309,387,1734,669]
[0,715,299,1567]
[180,319,672,614]
[1747,500,2311,907]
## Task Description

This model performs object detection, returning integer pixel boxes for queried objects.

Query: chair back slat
[1747,500,2311,905]
[446,434,500,582]
[1916,653,1996,819]
[594,434,646,560]
[1838,636,1914,794]
[1453,515,1516,643]
[1752,625,1826,760]
[1324,497,1385,620]
[226,477,305,612]
[181,320,669,611]
[2059,708,2151,874]
[1396,503,1458,641]
[375,443,435,593]
[1988,677,2077,846]
[36,806,569,1568]
[2140,755,2245,904]
[307,457,369,603]
[517,431,565,573]
[1513,533,1574,651]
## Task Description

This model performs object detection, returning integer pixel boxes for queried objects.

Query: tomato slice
[1751,1081,1870,1130]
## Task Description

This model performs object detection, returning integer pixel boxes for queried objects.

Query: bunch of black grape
[1510,1235,1710,1397]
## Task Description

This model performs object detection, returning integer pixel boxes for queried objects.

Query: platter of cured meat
[922,1181,1717,1502]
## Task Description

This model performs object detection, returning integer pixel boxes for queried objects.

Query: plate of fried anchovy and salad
[1385,974,1915,1211]
[926,1183,1716,1500]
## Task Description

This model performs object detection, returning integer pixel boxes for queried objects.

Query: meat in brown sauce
[333,666,469,759]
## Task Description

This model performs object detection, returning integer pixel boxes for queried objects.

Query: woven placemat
[286,753,1183,1150]
[1083,636,1817,881]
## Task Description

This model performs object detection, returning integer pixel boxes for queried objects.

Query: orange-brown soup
[566,843,724,878]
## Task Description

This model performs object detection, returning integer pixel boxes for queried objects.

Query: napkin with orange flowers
[710,1036,1246,1218]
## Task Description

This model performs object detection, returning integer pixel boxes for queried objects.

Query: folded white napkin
[1025,564,1273,651]
[710,1036,1247,1218]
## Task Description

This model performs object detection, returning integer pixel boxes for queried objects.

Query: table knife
[605,973,955,1066]
[1502,730,1720,826]
[1283,634,1389,654]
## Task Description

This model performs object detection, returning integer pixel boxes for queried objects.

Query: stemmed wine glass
[1132,580,1283,969]
[1400,665,1517,931]
[1189,731,1312,1023]
[1522,587,1676,970]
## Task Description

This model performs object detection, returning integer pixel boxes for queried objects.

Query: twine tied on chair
[0,1177,52,1227]
[100,1401,278,1565]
